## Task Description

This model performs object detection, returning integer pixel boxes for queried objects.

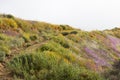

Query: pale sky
[0,0,120,31]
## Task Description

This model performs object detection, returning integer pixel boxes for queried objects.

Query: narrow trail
[0,40,48,80]
[25,40,48,52]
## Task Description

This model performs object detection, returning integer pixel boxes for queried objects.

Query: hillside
[0,14,120,80]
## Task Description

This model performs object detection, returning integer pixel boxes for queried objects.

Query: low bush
[22,33,31,42]
[30,35,38,41]
[67,34,80,42]
[0,14,14,19]
[70,30,78,34]
[9,37,25,48]
[60,25,73,30]
[37,41,74,62]
[0,34,7,40]
[0,51,5,62]
[51,35,70,48]
[8,51,104,80]
[61,31,69,36]
[0,46,11,56]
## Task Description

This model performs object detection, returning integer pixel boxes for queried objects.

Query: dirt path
[25,40,48,52]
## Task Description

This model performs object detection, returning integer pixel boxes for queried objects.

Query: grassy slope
[0,14,120,80]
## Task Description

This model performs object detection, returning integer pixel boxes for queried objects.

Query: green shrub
[0,46,11,56]
[6,14,14,19]
[67,34,80,42]
[37,41,86,65]
[60,25,73,30]
[0,51,5,62]
[14,19,33,32]
[0,14,14,19]
[8,51,103,80]
[30,35,38,41]
[70,30,78,34]
[61,31,69,36]
[9,38,25,48]
[37,41,71,59]
[25,43,32,47]
[22,33,31,42]
[51,35,70,48]
[0,33,10,41]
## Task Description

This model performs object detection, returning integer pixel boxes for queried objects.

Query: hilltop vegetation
[0,14,120,80]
